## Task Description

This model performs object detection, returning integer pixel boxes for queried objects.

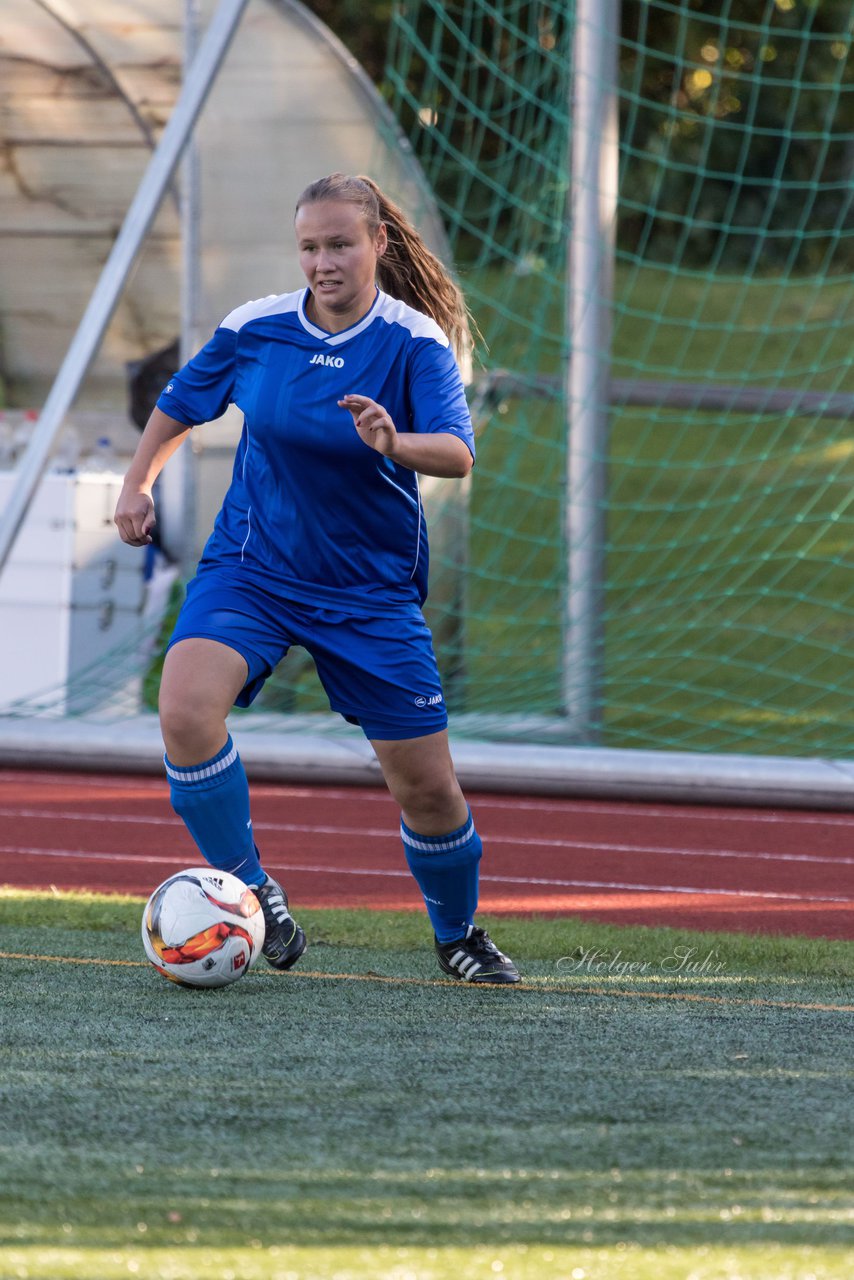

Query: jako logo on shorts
[414,694,444,708]
[309,353,345,368]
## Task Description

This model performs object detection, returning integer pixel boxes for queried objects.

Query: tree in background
[307,0,853,272]
[620,0,854,271]
[303,0,392,82]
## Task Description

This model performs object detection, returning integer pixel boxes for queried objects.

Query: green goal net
[5,0,854,765]
[385,0,854,757]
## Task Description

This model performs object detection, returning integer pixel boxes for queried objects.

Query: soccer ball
[141,868,266,988]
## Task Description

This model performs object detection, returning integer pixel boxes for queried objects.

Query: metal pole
[182,0,204,371]
[161,0,204,574]
[563,0,619,740]
[0,0,250,573]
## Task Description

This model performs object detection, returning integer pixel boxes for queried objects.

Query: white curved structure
[0,0,448,410]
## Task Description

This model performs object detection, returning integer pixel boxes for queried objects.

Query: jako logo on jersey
[309,353,345,368]
[414,694,444,708]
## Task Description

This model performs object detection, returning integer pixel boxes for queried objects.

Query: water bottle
[0,421,14,470]
[12,411,36,464]
[84,435,118,473]
[51,424,81,473]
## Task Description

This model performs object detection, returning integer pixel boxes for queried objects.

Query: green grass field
[1,891,852,1280]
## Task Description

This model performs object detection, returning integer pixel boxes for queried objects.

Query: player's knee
[159,681,221,762]
[394,771,465,831]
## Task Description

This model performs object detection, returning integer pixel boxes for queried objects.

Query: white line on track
[0,844,851,904]
[0,772,167,792]
[5,770,854,828]
[476,798,854,827]
[0,806,850,867]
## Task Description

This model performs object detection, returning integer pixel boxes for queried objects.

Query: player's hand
[114,485,156,547]
[338,394,397,458]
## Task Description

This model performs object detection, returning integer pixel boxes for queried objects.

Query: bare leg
[159,638,248,765]
[369,729,468,834]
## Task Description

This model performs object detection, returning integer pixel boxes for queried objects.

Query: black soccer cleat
[254,874,306,970]
[435,924,520,984]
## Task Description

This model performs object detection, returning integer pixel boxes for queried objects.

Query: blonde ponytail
[295,173,475,363]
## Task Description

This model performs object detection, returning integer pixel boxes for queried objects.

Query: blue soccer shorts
[166,568,449,741]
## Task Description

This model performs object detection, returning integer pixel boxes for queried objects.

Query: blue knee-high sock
[165,735,265,887]
[401,808,482,943]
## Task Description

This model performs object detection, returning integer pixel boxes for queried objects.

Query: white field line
[0,844,852,904]
[4,769,854,828]
[0,806,851,869]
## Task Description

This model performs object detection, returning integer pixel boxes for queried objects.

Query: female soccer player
[114,173,519,984]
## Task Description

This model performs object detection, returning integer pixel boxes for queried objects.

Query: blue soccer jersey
[157,287,474,615]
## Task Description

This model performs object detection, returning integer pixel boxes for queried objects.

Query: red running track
[0,768,852,939]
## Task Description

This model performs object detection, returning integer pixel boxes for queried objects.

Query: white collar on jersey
[298,286,381,347]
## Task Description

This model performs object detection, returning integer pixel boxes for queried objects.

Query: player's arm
[338,394,473,478]
[114,408,191,547]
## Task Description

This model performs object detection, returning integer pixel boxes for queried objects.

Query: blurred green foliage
[619,0,854,271]
[307,0,854,272]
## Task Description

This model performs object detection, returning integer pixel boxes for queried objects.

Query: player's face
[295,200,387,332]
